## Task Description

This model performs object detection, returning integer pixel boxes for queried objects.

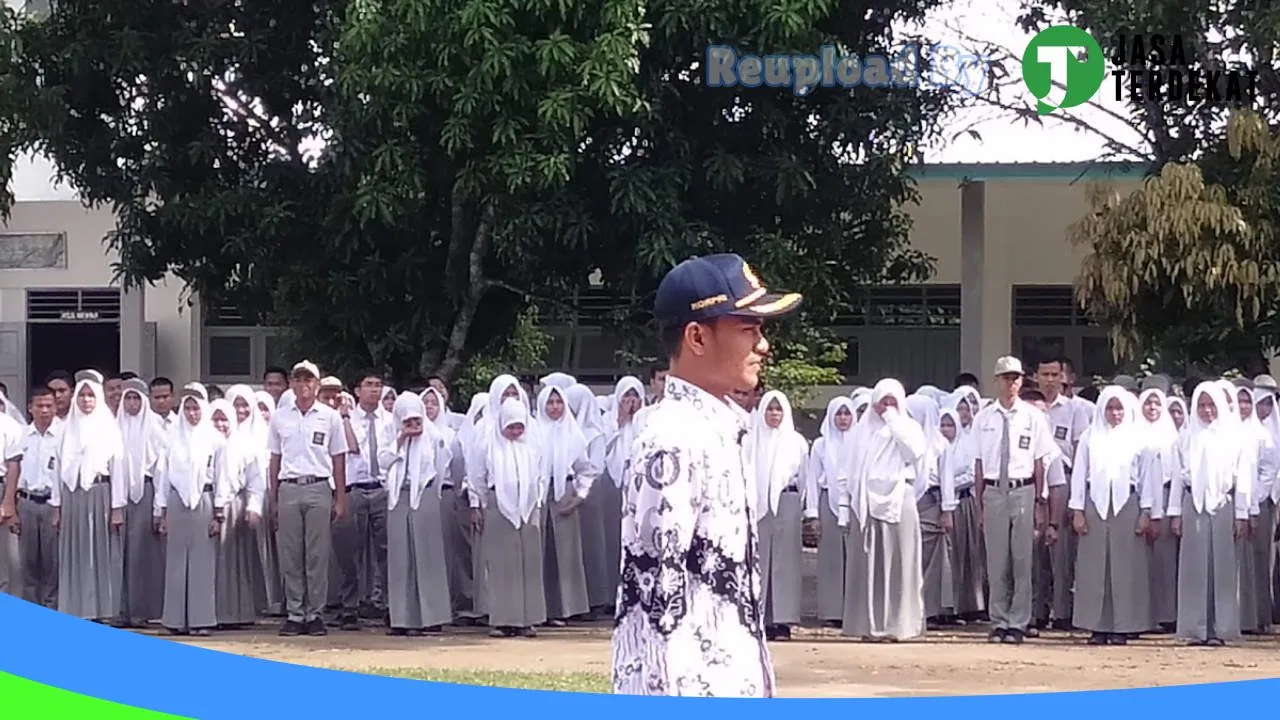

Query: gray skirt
[121,481,165,623]
[439,486,479,618]
[1149,484,1178,625]
[1072,493,1151,633]
[816,489,845,621]
[843,496,926,640]
[215,490,267,624]
[1176,495,1240,642]
[577,478,614,609]
[161,488,218,631]
[949,489,985,615]
[388,485,452,629]
[597,477,624,606]
[58,481,122,621]
[257,488,283,613]
[918,489,955,618]
[758,489,803,625]
[543,485,590,620]
[482,494,547,628]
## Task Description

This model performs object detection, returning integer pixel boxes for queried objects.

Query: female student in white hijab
[1233,383,1275,634]
[212,393,268,626]
[803,396,856,629]
[1136,387,1181,633]
[1068,386,1152,645]
[602,376,645,599]
[252,390,284,616]
[938,402,984,621]
[115,378,166,627]
[422,387,471,625]
[1167,381,1251,646]
[1251,388,1280,626]
[467,396,548,638]
[535,385,597,627]
[839,379,931,640]
[0,387,26,426]
[451,391,489,623]
[905,393,957,629]
[840,378,928,642]
[154,390,224,636]
[50,378,126,621]
[748,390,809,641]
[564,383,613,615]
[380,386,397,414]
[382,392,453,635]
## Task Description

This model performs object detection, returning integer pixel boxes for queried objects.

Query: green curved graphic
[0,671,190,718]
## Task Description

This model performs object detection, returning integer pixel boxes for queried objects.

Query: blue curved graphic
[0,591,1273,714]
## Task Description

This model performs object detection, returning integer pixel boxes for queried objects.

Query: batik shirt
[610,375,775,697]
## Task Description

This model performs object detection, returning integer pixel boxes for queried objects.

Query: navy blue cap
[654,253,803,329]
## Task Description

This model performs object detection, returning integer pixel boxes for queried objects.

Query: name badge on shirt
[311,431,326,446]
[46,456,55,471]
[1054,426,1068,441]
[1018,435,1031,450]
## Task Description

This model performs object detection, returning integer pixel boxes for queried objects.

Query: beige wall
[0,201,197,395]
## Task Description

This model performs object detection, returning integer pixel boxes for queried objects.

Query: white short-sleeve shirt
[268,401,348,490]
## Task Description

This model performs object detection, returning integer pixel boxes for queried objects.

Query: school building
[0,162,1148,403]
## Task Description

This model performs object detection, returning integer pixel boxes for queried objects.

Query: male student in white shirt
[13,387,61,606]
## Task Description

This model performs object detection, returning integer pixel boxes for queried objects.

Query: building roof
[912,161,1147,182]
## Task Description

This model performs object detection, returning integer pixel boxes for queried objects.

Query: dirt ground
[156,549,1280,697]
[166,622,1280,697]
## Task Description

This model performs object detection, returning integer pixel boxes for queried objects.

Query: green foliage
[761,327,846,407]
[454,305,552,408]
[0,0,963,382]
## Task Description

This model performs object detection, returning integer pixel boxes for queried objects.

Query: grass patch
[364,667,611,693]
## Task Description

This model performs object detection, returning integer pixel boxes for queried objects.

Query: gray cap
[1254,374,1278,390]
[1139,373,1172,394]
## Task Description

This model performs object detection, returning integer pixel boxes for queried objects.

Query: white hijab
[489,396,541,528]
[1081,386,1140,520]
[606,376,646,483]
[1135,388,1180,490]
[168,393,221,510]
[747,390,809,516]
[905,393,946,501]
[1182,382,1243,514]
[565,383,605,446]
[58,380,124,491]
[847,378,925,525]
[0,388,25,426]
[388,392,438,510]
[536,386,588,502]
[116,385,162,503]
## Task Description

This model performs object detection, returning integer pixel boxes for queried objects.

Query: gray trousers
[18,495,58,607]
[333,485,388,611]
[983,483,1037,631]
[276,481,334,623]
[0,484,18,597]
[1033,484,1075,623]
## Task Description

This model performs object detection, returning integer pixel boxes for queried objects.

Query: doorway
[28,322,120,389]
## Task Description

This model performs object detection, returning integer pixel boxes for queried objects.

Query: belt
[18,490,51,504]
[440,483,454,490]
[144,475,154,485]
[348,482,382,492]
[201,484,214,494]
[782,486,799,493]
[280,476,330,486]
[92,475,110,485]
[957,487,974,500]
[984,477,1034,489]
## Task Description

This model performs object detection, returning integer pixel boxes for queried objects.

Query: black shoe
[452,616,478,628]
[1050,619,1073,631]
[988,628,1006,643]
[1003,629,1024,644]
[1108,633,1128,645]
[305,618,328,636]
[1024,626,1040,638]
[339,614,360,631]
[279,620,304,637]
[1087,632,1107,645]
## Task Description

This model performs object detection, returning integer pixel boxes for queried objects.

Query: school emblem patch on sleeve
[643,449,683,491]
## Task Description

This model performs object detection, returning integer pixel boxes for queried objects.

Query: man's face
[292,373,319,402]
[357,376,383,407]
[428,378,449,404]
[1034,361,1063,396]
[264,372,288,400]
[29,393,54,425]
[149,383,173,414]
[104,378,124,412]
[650,370,668,399]
[48,379,72,415]
[690,317,768,395]
[996,373,1023,398]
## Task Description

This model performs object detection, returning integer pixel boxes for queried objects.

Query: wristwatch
[1035,496,1048,505]
[1048,522,1059,530]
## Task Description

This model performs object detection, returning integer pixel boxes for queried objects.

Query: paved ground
[148,549,1280,697]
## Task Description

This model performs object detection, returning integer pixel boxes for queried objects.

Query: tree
[1071,111,1280,374]
[0,0,966,384]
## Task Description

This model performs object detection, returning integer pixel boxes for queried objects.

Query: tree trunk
[437,202,495,382]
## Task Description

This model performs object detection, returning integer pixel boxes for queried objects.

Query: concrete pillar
[119,282,145,374]
[187,293,203,385]
[959,180,986,383]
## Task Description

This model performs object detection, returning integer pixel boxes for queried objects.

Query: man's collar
[665,375,750,428]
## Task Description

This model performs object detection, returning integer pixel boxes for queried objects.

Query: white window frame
[201,326,285,384]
